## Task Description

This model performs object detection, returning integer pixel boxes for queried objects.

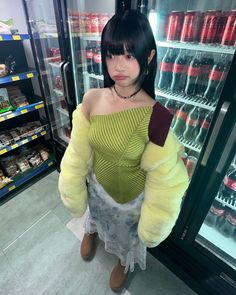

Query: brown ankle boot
[80,233,96,261]
[109,260,128,293]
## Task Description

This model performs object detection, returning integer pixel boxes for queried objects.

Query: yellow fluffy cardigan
[58,104,189,248]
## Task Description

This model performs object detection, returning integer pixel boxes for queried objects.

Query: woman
[59,9,189,293]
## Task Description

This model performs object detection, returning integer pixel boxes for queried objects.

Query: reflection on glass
[197,157,236,270]
[25,0,71,147]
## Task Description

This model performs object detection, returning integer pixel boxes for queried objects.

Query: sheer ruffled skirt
[84,173,147,274]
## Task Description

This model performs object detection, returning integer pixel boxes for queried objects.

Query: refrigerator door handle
[216,122,236,173]
[201,102,229,167]
[61,61,73,106]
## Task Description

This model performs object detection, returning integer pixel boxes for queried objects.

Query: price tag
[0,116,5,122]
[7,114,14,119]
[9,185,16,191]
[0,148,7,155]
[13,35,21,40]
[27,73,34,78]
[0,36,3,41]
[21,139,28,144]
[41,131,46,136]
[21,109,28,114]
[35,103,44,109]
[12,76,20,81]
[32,135,37,140]
[11,144,18,149]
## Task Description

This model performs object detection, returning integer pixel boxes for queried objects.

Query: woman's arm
[138,130,189,247]
[58,104,93,217]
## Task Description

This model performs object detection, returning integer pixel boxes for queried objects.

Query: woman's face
[105,49,140,87]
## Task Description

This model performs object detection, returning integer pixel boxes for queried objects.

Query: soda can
[221,10,236,46]
[200,10,221,44]
[166,11,184,41]
[99,13,109,33]
[180,11,201,42]
[84,13,91,33]
[90,13,99,34]
[215,12,228,44]
[185,156,197,178]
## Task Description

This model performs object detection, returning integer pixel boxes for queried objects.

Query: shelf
[76,33,101,41]
[85,72,103,80]
[0,34,29,41]
[216,193,236,210]
[0,69,38,85]
[176,135,201,153]
[57,107,69,117]
[156,89,216,112]
[0,127,48,155]
[156,40,236,55]
[0,101,44,122]
[0,158,55,200]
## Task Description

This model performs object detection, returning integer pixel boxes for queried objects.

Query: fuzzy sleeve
[58,104,93,218]
[137,130,189,247]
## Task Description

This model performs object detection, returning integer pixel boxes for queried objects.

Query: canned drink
[221,10,236,46]
[215,12,228,43]
[200,10,221,44]
[99,13,109,33]
[180,11,201,43]
[84,13,91,33]
[185,156,197,179]
[166,11,184,41]
[90,13,99,34]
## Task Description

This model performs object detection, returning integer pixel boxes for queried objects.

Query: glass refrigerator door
[197,155,236,270]
[24,0,71,148]
[65,0,115,105]
[150,0,236,181]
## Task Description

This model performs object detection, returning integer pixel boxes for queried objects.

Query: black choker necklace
[113,85,141,99]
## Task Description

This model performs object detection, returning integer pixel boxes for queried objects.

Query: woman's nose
[114,56,124,70]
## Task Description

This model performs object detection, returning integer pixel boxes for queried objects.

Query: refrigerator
[144,1,236,294]
[23,0,236,294]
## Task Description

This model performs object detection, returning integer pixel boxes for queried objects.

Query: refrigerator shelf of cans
[68,10,113,92]
[155,8,236,181]
[164,10,236,47]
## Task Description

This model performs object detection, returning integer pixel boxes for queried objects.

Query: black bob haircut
[101,9,157,99]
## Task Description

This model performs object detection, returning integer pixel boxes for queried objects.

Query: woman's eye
[106,54,113,59]
[126,54,135,60]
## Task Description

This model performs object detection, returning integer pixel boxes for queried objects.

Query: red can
[99,13,109,33]
[221,10,236,46]
[166,11,184,41]
[215,12,228,43]
[200,10,221,44]
[90,13,99,34]
[180,11,201,42]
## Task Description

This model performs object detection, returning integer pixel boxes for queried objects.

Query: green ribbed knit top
[88,106,153,204]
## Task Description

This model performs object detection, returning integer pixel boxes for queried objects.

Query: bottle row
[85,41,102,76]
[157,48,230,101]
[205,200,236,241]
[159,98,212,145]
[165,10,236,46]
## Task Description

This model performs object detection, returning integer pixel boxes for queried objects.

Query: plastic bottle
[183,107,199,141]
[185,51,202,96]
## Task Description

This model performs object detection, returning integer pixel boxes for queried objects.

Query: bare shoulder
[82,88,107,120]
[139,91,156,107]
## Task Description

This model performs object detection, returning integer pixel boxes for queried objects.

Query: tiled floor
[0,170,196,295]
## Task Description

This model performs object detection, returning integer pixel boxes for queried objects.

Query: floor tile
[4,211,114,295]
[53,202,72,225]
[0,251,26,295]
[0,173,61,250]
[66,212,88,242]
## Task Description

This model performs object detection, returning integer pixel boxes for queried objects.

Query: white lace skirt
[84,173,147,274]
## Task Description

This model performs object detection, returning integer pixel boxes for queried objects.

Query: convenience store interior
[0,170,196,295]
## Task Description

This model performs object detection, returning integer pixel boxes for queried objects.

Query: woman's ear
[148,49,156,64]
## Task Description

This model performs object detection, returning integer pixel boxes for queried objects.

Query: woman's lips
[113,75,127,80]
